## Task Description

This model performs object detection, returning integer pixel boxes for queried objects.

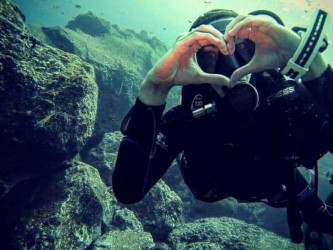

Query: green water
[12,0,333,64]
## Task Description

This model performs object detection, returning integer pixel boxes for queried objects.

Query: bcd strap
[281,9,330,81]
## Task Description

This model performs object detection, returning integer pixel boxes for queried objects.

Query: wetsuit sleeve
[303,65,333,152]
[303,65,333,115]
[112,98,179,204]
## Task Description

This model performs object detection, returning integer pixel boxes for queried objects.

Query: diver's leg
[303,193,333,249]
[304,225,324,250]
[299,189,333,235]
[293,169,333,236]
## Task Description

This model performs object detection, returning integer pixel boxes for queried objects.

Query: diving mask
[195,16,255,77]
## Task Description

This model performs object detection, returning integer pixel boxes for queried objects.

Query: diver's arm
[113,25,230,204]
[302,64,333,152]
[112,99,173,204]
[303,63,333,113]
[301,50,333,109]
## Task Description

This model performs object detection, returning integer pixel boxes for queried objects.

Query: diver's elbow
[112,178,145,204]
[115,195,144,205]
[113,188,144,205]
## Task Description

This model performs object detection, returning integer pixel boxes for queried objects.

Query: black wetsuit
[113,66,333,205]
[113,66,333,241]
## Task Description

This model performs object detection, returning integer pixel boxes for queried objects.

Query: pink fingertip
[227,43,234,54]
[226,28,237,37]
[220,48,229,55]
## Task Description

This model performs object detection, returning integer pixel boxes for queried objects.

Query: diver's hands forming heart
[139,24,231,105]
[139,14,304,105]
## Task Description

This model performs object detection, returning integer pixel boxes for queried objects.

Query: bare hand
[224,14,301,84]
[139,25,231,105]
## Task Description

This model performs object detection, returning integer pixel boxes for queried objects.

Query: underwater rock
[91,229,155,250]
[0,161,116,249]
[0,0,26,29]
[66,11,112,37]
[27,13,179,138]
[85,131,123,186]
[127,181,184,242]
[0,0,98,193]
[41,26,76,54]
[93,205,155,249]
[111,207,143,231]
[168,217,303,250]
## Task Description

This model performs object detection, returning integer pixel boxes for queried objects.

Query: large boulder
[65,11,112,37]
[0,161,115,250]
[168,217,303,250]
[110,207,143,231]
[28,12,179,137]
[91,229,155,250]
[126,181,184,242]
[0,0,98,195]
[85,131,123,186]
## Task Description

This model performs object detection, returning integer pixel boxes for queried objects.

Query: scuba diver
[113,8,333,248]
